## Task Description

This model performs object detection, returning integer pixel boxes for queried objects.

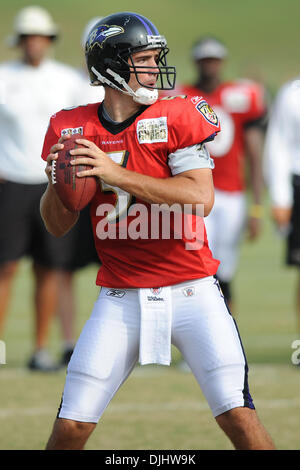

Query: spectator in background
[264,78,300,332]
[0,6,101,370]
[174,37,267,312]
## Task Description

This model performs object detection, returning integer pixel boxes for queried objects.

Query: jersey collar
[97,102,149,135]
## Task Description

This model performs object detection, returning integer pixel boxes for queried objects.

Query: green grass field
[1,0,300,451]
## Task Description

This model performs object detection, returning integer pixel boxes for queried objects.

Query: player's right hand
[45,134,72,184]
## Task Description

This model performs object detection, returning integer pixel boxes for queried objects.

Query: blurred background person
[0,6,101,371]
[264,77,300,332]
[174,36,267,312]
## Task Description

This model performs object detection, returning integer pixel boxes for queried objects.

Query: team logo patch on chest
[196,101,219,126]
[61,127,83,136]
[137,117,168,144]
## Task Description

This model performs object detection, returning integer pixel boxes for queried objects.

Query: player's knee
[68,419,90,431]
[216,406,256,433]
[215,407,275,449]
[46,418,96,449]
[61,418,96,438]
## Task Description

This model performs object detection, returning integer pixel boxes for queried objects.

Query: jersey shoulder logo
[196,100,219,126]
[136,117,168,144]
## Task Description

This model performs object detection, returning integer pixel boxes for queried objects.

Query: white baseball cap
[6,6,59,47]
[192,37,228,61]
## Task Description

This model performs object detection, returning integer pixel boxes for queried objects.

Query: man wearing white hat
[0,6,103,370]
[6,5,58,47]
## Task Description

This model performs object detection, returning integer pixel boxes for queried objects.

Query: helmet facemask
[119,45,176,92]
[89,41,176,104]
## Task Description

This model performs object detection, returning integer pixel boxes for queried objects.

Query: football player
[172,36,267,310]
[40,12,274,450]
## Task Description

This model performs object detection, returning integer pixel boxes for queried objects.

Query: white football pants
[58,276,254,422]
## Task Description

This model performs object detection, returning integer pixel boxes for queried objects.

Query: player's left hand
[69,138,124,187]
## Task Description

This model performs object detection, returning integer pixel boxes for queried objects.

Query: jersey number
[99,150,133,223]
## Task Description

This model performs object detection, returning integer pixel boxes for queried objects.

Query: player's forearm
[40,183,79,237]
[112,167,214,216]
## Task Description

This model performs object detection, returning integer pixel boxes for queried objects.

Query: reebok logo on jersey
[61,127,83,136]
[190,95,203,105]
[137,117,168,144]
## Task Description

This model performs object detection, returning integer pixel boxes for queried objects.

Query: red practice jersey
[174,81,266,192]
[42,96,220,288]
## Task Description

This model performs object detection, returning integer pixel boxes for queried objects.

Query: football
[52,134,97,212]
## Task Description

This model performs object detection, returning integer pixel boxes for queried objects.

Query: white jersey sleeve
[263,80,300,207]
[168,143,214,176]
